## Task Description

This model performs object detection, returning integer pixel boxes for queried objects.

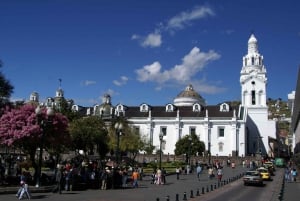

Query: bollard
[175,194,179,201]
[156,198,160,201]
[206,185,209,192]
[190,190,194,198]
[214,183,217,189]
[166,195,170,201]
[196,188,200,196]
[211,184,213,191]
[202,187,205,194]
[183,192,187,200]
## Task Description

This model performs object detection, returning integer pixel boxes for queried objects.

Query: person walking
[217,167,223,182]
[208,166,214,179]
[161,168,166,184]
[100,167,109,190]
[121,168,128,188]
[132,169,139,188]
[16,181,31,200]
[53,165,63,194]
[175,167,180,180]
[292,168,298,182]
[156,169,163,185]
[16,171,31,199]
[196,165,202,181]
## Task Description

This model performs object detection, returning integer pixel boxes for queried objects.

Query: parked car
[256,167,271,180]
[243,170,263,186]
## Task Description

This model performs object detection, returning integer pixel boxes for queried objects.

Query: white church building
[32,34,278,158]
[79,34,277,157]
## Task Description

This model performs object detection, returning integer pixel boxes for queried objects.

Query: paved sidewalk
[1,165,298,201]
[0,166,249,201]
[280,167,300,201]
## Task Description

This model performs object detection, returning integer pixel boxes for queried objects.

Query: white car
[243,170,263,186]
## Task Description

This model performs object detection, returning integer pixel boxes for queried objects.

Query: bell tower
[240,34,267,108]
[240,34,276,157]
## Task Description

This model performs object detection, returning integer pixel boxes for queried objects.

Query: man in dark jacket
[53,165,63,194]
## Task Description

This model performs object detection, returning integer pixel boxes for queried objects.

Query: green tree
[69,116,109,158]
[174,133,205,163]
[141,136,156,154]
[55,98,81,122]
[109,118,145,165]
[0,60,14,108]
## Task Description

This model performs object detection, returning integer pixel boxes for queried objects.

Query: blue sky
[1,0,299,107]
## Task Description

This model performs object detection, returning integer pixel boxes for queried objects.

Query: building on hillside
[70,34,278,158]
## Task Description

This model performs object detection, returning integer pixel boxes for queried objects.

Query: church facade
[78,34,277,157]
[31,34,277,158]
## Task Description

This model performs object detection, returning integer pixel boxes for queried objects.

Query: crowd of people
[49,159,146,194]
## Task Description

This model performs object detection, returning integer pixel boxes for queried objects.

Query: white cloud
[132,32,162,48]
[131,34,139,40]
[81,80,96,86]
[113,76,129,86]
[190,80,227,94]
[105,89,116,96]
[135,47,220,84]
[142,33,162,48]
[136,61,165,83]
[132,5,215,48]
[166,6,215,31]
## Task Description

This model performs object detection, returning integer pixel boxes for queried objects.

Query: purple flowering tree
[0,104,69,181]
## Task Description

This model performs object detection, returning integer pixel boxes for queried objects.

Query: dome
[173,84,206,106]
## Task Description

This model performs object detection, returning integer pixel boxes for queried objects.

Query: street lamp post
[208,128,211,165]
[114,122,123,166]
[159,132,164,170]
[35,106,54,188]
[188,136,192,166]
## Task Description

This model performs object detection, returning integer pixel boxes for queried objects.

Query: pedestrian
[121,168,128,188]
[64,168,73,191]
[132,169,139,188]
[156,169,163,185]
[285,167,290,182]
[175,167,180,180]
[231,161,236,169]
[217,168,223,182]
[100,167,108,190]
[53,165,63,194]
[138,166,143,181]
[16,171,31,199]
[16,181,31,200]
[196,165,202,180]
[208,166,214,179]
[151,171,156,184]
[161,168,166,184]
[292,168,298,182]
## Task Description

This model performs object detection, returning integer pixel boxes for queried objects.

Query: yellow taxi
[256,167,271,180]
